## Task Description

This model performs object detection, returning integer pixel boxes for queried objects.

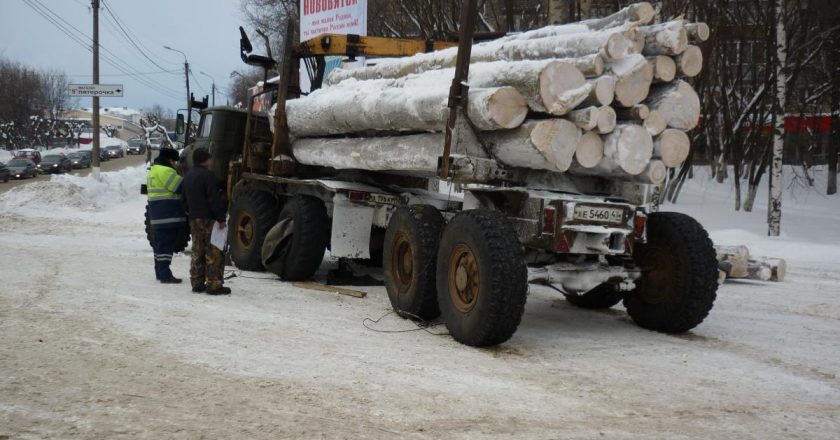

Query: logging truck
[178,2,718,347]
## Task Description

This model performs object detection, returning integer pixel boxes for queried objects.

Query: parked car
[37,154,73,174]
[105,145,125,158]
[149,135,162,150]
[127,138,146,155]
[67,151,91,169]
[6,158,38,179]
[15,149,41,164]
[0,162,10,182]
[99,148,110,162]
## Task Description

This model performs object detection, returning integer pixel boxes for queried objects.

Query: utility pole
[91,0,101,180]
[164,45,190,144]
[200,71,216,106]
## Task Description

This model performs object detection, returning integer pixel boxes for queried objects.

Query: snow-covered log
[569,157,663,184]
[573,131,604,168]
[286,86,527,137]
[746,261,773,281]
[606,54,654,107]
[487,119,581,173]
[580,2,656,30]
[292,119,582,174]
[326,30,637,84]
[292,134,442,174]
[653,129,690,167]
[685,22,710,43]
[595,106,617,134]
[715,245,750,278]
[749,258,787,282]
[647,55,677,83]
[675,45,703,78]
[580,76,616,107]
[641,20,689,56]
[645,80,701,130]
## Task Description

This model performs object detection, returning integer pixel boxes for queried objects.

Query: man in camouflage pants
[182,148,231,295]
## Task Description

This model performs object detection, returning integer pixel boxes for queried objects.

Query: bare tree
[41,68,69,120]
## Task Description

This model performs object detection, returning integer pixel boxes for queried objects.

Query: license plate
[573,205,624,224]
[369,193,400,205]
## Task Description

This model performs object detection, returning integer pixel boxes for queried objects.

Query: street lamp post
[164,45,192,145]
[200,71,216,107]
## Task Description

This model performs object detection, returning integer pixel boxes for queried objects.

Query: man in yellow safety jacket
[146,148,187,283]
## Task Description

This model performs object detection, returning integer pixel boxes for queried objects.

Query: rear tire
[436,210,528,347]
[264,196,330,281]
[383,205,444,321]
[565,284,623,309]
[228,190,281,271]
[623,212,718,333]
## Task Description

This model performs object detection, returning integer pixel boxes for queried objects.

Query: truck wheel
[264,196,329,281]
[384,205,444,321]
[436,210,528,347]
[228,190,280,271]
[624,212,718,333]
[144,205,190,253]
[565,284,623,309]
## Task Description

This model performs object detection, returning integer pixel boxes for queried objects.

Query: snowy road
[1,166,838,439]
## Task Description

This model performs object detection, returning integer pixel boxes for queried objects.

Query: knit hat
[157,148,180,162]
[192,148,211,165]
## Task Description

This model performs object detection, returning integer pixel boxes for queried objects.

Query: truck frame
[178,2,718,347]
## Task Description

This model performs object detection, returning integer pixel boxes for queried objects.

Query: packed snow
[0,165,838,438]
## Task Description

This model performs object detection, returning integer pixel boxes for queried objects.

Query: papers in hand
[210,221,228,251]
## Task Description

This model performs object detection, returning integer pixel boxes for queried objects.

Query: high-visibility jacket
[146,162,186,228]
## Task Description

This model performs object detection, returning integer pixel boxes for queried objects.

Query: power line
[30,0,183,97]
[22,0,182,100]
[68,69,181,77]
[100,0,176,73]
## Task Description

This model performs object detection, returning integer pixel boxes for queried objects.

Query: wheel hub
[236,212,255,248]
[391,233,414,293]
[448,244,479,313]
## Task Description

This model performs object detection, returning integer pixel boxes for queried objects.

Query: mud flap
[261,218,294,274]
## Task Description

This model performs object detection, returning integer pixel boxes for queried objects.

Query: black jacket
[182,164,226,222]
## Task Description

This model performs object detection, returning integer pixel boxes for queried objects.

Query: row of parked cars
[0,145,129,182]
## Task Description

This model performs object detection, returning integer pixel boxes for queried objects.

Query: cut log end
[654,128,690,167]
[644,110,667,136]
[640,159,667,184]
[604,124,654,175]
[528,119,581,172]
[540,62,588,116]
[677,45,704,78]
[649,55,677,83]
[604,33,635,60]
[574,131,604,168]
[482,87,529,129]
[686,22,711,42]
[632,2,656,25]
[596,107,617,134]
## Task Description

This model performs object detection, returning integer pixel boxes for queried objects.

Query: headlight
[53,164,58,167]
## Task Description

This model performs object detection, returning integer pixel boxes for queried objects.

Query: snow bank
[0,150,12,164]
[666,165,840,266]
[0,165,146,219]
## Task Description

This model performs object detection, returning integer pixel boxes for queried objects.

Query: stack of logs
[716,245,787,283]
[282,2,708,184]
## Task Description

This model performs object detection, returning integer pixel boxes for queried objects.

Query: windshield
[129,139,142,146]
[8,159,29,166]
[68,153,83,159]
[42,155,61,162]
[106,146,121,150]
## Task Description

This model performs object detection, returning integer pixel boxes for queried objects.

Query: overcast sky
[1,0,246,113]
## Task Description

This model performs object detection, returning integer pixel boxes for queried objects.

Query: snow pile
[0,164,146,217]
[0,149,12,164]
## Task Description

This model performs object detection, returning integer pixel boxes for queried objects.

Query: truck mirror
[176,114,185,135]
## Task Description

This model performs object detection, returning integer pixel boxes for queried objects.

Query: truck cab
[181,106,271,193]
